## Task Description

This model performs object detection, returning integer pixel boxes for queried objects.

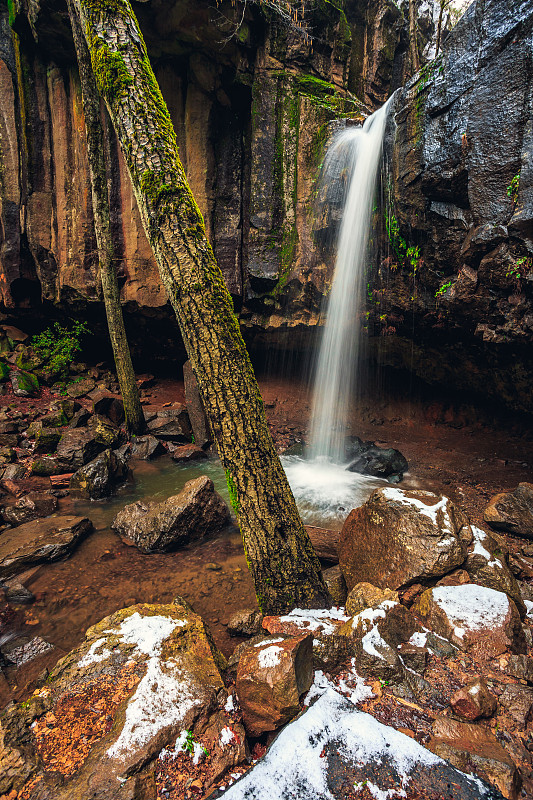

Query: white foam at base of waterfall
[281,455,383,526]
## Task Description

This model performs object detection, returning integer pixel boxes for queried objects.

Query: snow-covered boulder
[0,600,245,798]
[413,584,526,658]
[215,689,502,800]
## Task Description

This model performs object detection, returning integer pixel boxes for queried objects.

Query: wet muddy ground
[1,375,532,707]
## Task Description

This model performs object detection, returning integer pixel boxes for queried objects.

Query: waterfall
[308,98,393,463]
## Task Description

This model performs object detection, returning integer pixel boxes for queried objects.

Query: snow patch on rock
[381,488,452,531]
[257,645,283,669]
[99,613,198,760]
[431,584,510,638]
[279,607,349,635]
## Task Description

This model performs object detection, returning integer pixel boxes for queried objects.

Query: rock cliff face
[0,0,412,353]
[376,0,533,413]
[1,0,531,414]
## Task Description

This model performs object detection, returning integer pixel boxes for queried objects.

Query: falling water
[308,98,393,462]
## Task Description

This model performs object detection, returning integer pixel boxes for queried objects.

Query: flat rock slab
[0,515,93,579]
[339,488,468,592]
[213,690,503,800]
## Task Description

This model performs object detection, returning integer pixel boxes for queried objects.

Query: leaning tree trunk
[74,0,330,614]
[68,0,145,435]
[409,0,420,73]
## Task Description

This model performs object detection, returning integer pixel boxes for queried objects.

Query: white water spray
[308,99,393,462]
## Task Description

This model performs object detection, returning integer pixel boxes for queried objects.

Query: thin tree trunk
[74,0,330,614]
[435,0,445,56]
[67,0,145,435]
[409,0,420,73]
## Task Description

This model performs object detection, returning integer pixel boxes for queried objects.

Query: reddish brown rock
[450,678,497,720]
[413,584,526,659]
[262,608,350,670]
[171,444,207,462]
[429,716,521,800]
[236,633,313,736]
[304,525,340,565]
[484,483,533,539]
[436,569,471,587]
[338,488,468,591]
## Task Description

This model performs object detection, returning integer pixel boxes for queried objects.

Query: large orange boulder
[338,488,469,591]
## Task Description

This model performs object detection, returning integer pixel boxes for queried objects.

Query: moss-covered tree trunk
[68,0,145,435]
[73,0,329,614]
[409,0,420,73]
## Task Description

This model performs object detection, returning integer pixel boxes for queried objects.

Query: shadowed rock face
[0,0,418,355]
[376,0,533,413]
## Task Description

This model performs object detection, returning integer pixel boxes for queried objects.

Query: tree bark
[67,0,145,436]
[409,0,420,73]
[435,0,446,56]
[74,0,330,614]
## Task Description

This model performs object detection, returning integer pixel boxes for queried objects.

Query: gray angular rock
[146,406,192,441]
[69,449,130,499]
[131,434,165,460]
[227,608,263,638]
[55,427,104,470]
[112,475,229,553]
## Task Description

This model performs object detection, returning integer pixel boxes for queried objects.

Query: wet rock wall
[374,0,533,414]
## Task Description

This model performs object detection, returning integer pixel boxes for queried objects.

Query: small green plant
[385,212,422,275]
[435,280,454,298]
[181,730,208,757]
[32,321,90,377]
[507,173,520,205]
[507,256,532,282]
